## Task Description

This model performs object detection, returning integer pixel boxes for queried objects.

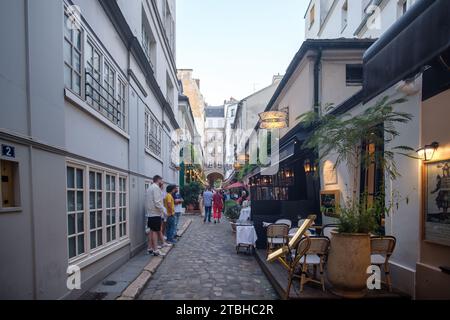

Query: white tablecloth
[236,225,258,246]
[239,207,251,221]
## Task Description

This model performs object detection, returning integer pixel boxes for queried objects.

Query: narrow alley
[139,216,278,300]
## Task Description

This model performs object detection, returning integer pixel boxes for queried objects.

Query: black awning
[363,0,450,102]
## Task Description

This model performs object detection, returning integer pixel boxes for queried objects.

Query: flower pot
[326,231,371,298]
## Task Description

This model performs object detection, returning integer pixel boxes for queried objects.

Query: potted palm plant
[297,96,413,298]
[180,182,203,213]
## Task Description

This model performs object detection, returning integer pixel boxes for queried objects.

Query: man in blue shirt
[202,187,213,224]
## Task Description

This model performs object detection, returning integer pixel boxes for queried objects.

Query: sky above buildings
[176,0,308,106]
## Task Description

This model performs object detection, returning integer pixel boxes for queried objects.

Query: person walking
[213,189,224,224]
[237,190,248,205]
[145,175,171,256]
[173,186,184,238]
[160,184,168,241]
[203,187,213,224]
[164,185,177,244]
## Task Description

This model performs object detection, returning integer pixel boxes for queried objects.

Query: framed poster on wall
[320,190,340,218]
[323,160,338,185]
[424,160,450,246]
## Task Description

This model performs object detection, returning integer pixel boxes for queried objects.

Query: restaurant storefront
[247,128,320,249]
[350,0,450,298]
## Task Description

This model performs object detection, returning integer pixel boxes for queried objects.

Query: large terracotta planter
[327,231,371,298]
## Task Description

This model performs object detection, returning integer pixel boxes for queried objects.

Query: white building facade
[204,106,225,184]
[305,0,420,39]
[304,0,450,298]
[0,0,180,299]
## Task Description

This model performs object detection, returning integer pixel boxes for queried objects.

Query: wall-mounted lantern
[304,159,312,173]
[416,142,439,161]
[258,110,288,129]
[303,159,317,174]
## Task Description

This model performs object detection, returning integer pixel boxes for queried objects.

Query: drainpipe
[312,48,322,210]
[313,48,322,114]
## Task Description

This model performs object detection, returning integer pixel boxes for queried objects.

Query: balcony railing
[85,71,123,129]
[147,132,161,156]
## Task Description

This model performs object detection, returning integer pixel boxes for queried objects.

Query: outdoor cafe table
[288,225,323,238]
[236,221,257,253]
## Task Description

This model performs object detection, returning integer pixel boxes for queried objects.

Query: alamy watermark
[367,265,381,290]
[67,265,81,290]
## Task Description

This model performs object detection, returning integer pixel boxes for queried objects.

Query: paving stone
[138,216,278,300]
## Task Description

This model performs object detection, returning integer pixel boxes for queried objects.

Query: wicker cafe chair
[275,219,292,228]
[370,236,396,292]
[321,224,340,238]
[298,236,331,292]
[266,224,290,255]
[285,236,311,299]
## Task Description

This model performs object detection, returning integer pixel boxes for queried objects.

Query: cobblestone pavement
[139,215,278,300]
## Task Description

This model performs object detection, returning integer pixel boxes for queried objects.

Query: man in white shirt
[145,175,172,256]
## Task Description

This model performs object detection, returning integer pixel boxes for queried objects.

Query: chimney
[272,73,283,84]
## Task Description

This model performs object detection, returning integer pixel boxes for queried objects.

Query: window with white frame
[64,8,127,131]
[118,78,127,130]
[142,8,157,68]
[320,0,333,25]
[66,163,128,261]
[85,40,101,111]
[67,166,85,259]
[162,0,175,53]
[105,174,116,243]
[145,108,162,157]
[89,170,103,250]
[64,12,82,95]
[119,177,127,238]
[103,62,116,121]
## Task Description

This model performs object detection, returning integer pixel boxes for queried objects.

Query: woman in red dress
[213,190,224,224]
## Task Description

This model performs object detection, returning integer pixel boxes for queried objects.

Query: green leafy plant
[236,163,258,182]
[337,194,384,234]
[297,96,414,233]
[224,200,241,220]
[180,181,204,208]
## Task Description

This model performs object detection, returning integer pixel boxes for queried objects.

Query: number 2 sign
[1,145,15,158]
